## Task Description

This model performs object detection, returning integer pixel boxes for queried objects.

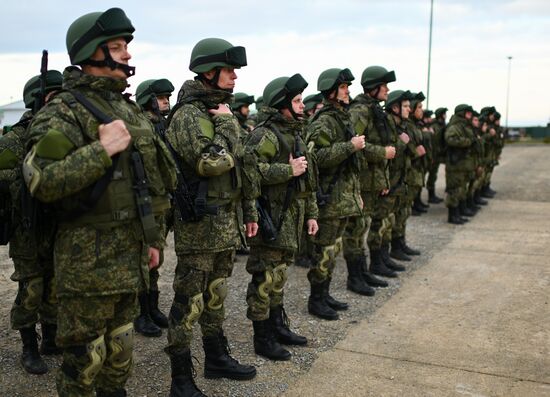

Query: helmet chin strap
[280,97,303,121]
[82,44,135,77]
[197,68,233,93]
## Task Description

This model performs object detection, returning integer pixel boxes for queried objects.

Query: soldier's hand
[289,154,308,176]
[351,135,366,151]
[208,103,233,115]
[416,145,426,157]
[381,188,390,196]
[148,247,160,270]
[246,222,258,237]
[307,219,319,236]
[99,120,131,157]
[385,146,396,159]
[399,133,410,144]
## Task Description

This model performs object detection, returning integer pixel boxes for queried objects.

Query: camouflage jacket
[386,114,410,196]
[26,67,176,297]
[445,114,475,172]
[349,94,390,193]
[403,119,425,187]
[306,101,361,219]
[432,119,447,162]
[245,108,318,251]
[166,80,256,254]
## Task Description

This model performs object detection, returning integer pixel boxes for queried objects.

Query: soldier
[303,93,323,118]
[468,110,488,211]
[305,68,365,320]
[407,92,429,216]
[344,65,399,286]
[24,8,177,396]
[232,92,255,133]
[244,74,318,360]
[0,71,62,374]
[426,107,447,203]
[133,78,176,336]
[164,38,258,395]
[384,90,422,263]
[445,104,476,224]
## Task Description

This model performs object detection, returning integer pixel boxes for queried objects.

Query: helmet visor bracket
[189,46,247,71]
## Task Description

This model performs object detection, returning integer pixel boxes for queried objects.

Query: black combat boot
[322,279,349,310]
[474,190,488,205]
[369,249,397,278]
[390,238,412,262]
[96,389,127,397]
[428,188,444,204]
[203,331,256,379]
[399,237,421,256]
[294,255,312,268]
[252,320,291,361]
[169,349,206,397]
[346,258,375,296]
[467,196,480,213]
[40,323,62,355]
[19,327,48,374]
[486,184,497,196]
[417,192,430,208]
[411,198,427,215]
[134,292,162,337]
[448,207,464,225]
[359,256,388,287]
[308,282,339,320]
[459,200,475,217]
[481,185,496,198]
[149,290,169,328]
[381,243,405,272]
[270,305,307,345]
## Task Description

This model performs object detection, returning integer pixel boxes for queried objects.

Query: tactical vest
[57,93,173,234]
[194,115,242,206]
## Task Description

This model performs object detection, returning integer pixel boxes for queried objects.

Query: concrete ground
[284,144,550,397]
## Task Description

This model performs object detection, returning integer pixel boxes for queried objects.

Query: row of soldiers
[0,7,504,397]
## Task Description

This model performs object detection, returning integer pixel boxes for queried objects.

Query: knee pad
[334,237,343,255]
[19,277,43,312]
[255,270,273,302]
[185,293,204,331]
[271,264,288,295]
[78,335,107,386]
[106,323,134,369]
[318,245,335,278]
[206,278,228,311]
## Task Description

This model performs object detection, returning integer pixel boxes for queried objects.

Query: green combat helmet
[317,68,354,97]
[423,109,434,118]
[263,74,308,119]
[66,7,136,76]
[23,70,63,110]
[255,96,264,110]
[454,104,474,114]
[410,91,426,111]
[361,65,396,90]
[233,92,255,110]
[135,78,175,107]
[435,107,448,118]
[385,89,413,112]
[303,93,323,112]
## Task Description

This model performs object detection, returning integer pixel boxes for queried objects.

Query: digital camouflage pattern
[0,111,57,329]
[26,66,176,396]
[427,117,446,190]
[164,79,255,354]
[243,107,318,320]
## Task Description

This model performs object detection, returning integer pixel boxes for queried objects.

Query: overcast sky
[1,0,549,126]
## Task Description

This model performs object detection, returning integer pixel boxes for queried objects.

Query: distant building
[0,100,26,128]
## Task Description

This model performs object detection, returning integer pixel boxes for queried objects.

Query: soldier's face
[414,103,424,119]
[157,95,170,114]
[336,83,350,104]
[401,100,411,119]
[240,105,250,117]
[376,83,389,101]
[472,117,480,128]
[217,67,237,91]
[465,111,473,120]
[88,38,132,80]
[281,93,305,120]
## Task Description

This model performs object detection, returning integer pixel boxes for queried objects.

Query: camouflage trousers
[246,246,294,321]
[445,170,470,208]
[56,293,138,397]
[308,217,348,285]
[426,161,441,190]
[10,265,57,330]
[393,194,411,240]
[366,192,396,251]
[296,222,315,264]
[166,249,234,354]
[342,191,372,261]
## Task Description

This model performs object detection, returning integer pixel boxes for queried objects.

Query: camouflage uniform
[306,101,362,292]
[164,79,256,353]
[427,115,447,194]
[25,67,176,396]
[445,113,475,209]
